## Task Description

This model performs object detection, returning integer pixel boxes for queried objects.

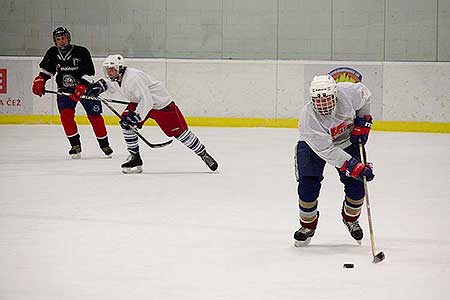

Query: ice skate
[121,152,143,174]
[68,145,81,159]
[200,151,218,171]
[294,227,315,247]
[343,219,363,245]
[101,145,113,157]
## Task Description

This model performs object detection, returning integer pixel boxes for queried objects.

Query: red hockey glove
[350,115,372,145]
[339,157,375,181]
[32,75,46,97]
[70,84,87,101]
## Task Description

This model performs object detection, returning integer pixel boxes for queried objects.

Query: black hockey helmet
[52,27,71,45]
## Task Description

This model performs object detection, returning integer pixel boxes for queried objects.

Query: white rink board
[1,57,450,122]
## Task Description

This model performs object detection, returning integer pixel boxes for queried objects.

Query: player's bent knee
[344,181,365,200]
[298,176,322,202]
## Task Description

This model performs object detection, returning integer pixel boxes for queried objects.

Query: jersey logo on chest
[330,121,353,140]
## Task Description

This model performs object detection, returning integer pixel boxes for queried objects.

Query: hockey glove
[32,75,46,96]
[120,111,142,129]
[339,157,374,181]
[70,83,87,101]
[86,79,107,97]
[350,115,372,145]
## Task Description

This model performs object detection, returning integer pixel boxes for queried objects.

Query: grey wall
[1,0,449,61]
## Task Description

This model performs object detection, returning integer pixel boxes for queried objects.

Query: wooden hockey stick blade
[372,251,385,264]
[144,138,173,148]
[129,127,173,148]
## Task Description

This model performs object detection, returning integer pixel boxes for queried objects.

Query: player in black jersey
[32,27,113,159]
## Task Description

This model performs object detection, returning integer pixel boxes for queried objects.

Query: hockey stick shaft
[44,89,129,105]
[95,95,172,149]
[358,142,377,257]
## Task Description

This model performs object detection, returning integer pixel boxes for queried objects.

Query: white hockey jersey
[298,82,372,168]
[104,67,172,118]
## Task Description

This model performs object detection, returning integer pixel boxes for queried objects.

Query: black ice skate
[121,152,143,174]
[98,137,113,157]
[101,145,113,157]
[200,151,218,171]
[68,145,81,159]
[294,227,315,247]
[343,219,363,245]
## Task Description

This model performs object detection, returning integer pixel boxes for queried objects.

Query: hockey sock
[87,115,107,138]
[123,128,139,154]
[60,108,78,137]
[176,129,206,155]
[299,198,319,229]
[341,196,364,222]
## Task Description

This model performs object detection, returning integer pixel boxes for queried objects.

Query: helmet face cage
[103,55,126,81]
[53,27,71,47]
[311,93,336,115]
[309,75,337,115]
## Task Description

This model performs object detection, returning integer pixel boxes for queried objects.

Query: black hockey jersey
[38,45,95,91]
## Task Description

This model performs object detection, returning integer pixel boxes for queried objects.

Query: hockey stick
[95,95,173,149]
[44,89,129,105]
[359,141,385,264]
[44,89,172,149]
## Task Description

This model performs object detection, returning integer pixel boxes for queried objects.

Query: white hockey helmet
[103,54,127,81]
[309,74,337,115]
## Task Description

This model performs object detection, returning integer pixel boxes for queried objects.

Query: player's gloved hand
[69,83,87,101]
[120,111,142,129]
[32,75,46,97]
[339,157,375,181]
[86,79,107,97]
[350,115,372,145]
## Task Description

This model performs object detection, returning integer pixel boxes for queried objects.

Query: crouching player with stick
[294,75,375,247]
[86,54,218,174]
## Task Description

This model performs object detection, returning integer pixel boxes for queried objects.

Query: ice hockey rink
[0,124,449,300]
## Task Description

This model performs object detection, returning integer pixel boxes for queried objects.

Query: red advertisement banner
[0,69,7,94]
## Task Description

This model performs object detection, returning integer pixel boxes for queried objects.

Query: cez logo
[0,69,7,94]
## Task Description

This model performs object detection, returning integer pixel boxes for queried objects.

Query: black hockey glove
[120,111,142,129]
[86,79,107,97]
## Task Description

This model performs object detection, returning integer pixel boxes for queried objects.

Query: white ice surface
[0,125,449,300]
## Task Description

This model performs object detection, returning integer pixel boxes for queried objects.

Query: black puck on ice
[343,263,354,268]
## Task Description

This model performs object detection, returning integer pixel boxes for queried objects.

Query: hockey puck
[343,263,354,268]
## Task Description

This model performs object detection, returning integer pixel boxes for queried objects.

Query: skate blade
[102,150,113,158]
[70,153,81,159]
[356,239,362,245]
[294,237,312,247]
[122,166,143,174]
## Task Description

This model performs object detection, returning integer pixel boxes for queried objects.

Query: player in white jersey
[86,54,218,174]
[293,74,375,247]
